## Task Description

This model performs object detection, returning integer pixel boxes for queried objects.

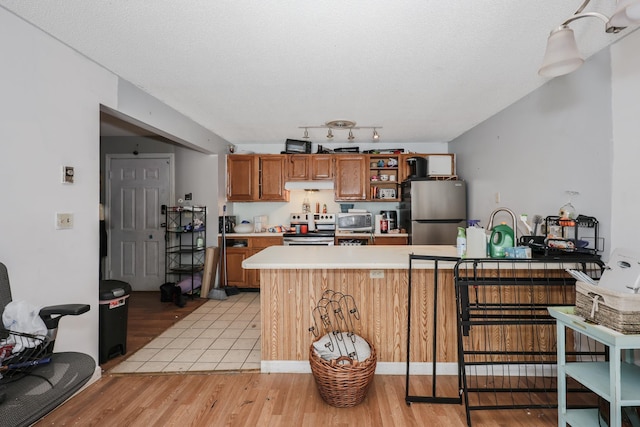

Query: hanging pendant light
[538,26,584,77]
[298,120,381,141]
[539,0,640,78]
[610,0,640,27]
[347,129,355,141]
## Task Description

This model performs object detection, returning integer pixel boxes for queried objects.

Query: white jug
[466,226,487,258]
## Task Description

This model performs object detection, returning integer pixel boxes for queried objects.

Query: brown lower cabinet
[219,235,283,289]
[372,235,408,245]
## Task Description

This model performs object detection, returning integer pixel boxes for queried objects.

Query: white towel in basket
[2,300,47,352]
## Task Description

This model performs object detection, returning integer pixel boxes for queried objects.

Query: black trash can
[99,280,131,364]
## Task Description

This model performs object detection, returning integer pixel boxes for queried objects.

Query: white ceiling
[2,1,637,144]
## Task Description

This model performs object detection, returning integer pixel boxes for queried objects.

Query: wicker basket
[309,339,377,408]
[575,280,640,334]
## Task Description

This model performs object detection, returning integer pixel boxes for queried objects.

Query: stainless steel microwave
[337,212,373,232]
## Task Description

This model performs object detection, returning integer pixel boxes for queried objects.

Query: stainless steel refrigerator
[399,179,467,245]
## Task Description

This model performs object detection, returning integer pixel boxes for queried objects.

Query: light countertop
[223,232,408,238]
[242,245,459,270]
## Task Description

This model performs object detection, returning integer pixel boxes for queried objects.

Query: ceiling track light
[298,120,382,142]
[539,0,640,77]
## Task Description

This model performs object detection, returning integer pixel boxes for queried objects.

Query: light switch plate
[56,213,73,229]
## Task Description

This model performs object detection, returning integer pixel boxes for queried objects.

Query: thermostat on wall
[62,166,74,184]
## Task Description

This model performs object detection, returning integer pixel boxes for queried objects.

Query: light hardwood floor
[35,292,561,426]
[36,371,560,426]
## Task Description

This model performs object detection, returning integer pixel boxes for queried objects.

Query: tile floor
[111,292,261,374]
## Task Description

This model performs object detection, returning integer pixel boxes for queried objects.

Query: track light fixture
[539,0,640,77]
[298,120,382,142]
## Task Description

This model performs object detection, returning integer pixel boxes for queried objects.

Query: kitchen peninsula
[242,245,461,374]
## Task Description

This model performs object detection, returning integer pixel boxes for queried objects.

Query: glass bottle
[559,191,578,220]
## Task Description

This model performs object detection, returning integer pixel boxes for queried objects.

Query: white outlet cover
[369,270,385,279]
[56,212,74,229]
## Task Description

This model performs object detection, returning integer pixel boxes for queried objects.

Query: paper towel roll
[374,214,383,234]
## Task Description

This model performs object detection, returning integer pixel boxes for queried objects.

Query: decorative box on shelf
[574,248,640,334]
[575,281,640,334]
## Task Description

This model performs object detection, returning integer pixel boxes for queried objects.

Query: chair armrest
[39,304,90,330]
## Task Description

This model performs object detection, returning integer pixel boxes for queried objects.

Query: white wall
[450,49,613,256]
[610,30,640,251]
[174,147,219,248]
[0,9,116,360]
[0,9,227,369]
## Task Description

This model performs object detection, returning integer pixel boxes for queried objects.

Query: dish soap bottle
[457,227,467,258]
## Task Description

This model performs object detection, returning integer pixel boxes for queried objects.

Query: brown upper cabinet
[227,153,455,202]
[287,154,334,181]
[227,154,289,202]
[259,155,289,201]
[310,155,334,180]
[226,155,257,201]
[334,155,367,201]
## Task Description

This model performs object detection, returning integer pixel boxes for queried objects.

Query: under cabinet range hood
[284,181,334,190]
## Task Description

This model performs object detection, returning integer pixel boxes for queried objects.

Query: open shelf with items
[549,306,640,427]
[165,206,206,296]
[544,215,600,256]
[368,154,400,201]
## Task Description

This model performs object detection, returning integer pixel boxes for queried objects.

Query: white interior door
[106,154,173,291]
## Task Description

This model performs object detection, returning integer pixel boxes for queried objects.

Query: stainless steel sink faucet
[487,207,518,242]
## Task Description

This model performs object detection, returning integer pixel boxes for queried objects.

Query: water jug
[466,225,487,258]
[489,223,514,258]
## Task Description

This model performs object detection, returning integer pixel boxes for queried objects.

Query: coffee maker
[406,157,428,179]
[219,215,237,233]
